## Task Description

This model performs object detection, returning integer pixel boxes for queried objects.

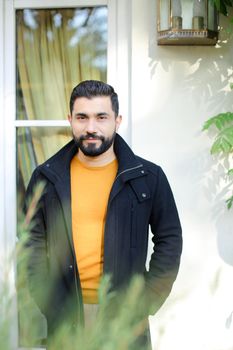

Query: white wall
[130,1,233,349]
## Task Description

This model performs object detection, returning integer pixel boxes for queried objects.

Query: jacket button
[46,163,50,167]
[142,193,147,198]
[69,265,73,269]
[141,170,145,174]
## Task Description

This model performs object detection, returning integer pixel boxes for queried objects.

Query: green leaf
[226,195,233,209]
[210,125,233,153]
[220,2,228,15]
[202,112,233,132]
[202,120,212,131]
[228,168,233,176]
[221,138,232,152]
[214,0,221,11]
[230,83,233,90]
[213,0,231,15]
[210,138,225,153]
[220,126,233,144]
[215,119,223,130]
[223,0,233,7]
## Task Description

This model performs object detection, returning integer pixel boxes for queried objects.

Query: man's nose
[86,119,97,133]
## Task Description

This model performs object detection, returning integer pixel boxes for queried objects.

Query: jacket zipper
[74,261,84,326]
[115,164,143,180]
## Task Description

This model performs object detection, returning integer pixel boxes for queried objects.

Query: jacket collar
[39,139,78,183]
[114,134,142,174]
[39,133,144,183]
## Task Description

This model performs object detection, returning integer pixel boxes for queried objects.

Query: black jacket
[25,134,182,340]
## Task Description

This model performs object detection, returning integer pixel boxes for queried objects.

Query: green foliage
[1,183,154,349]
[202,1,233,209]
[226,169,233,209]
[214,0,233,16]
[226,195,233,208]
[47,276,152,350]
[202,112,233,132]
[202,112,233,154]
[203,112,233,209]
[1,263,153,349]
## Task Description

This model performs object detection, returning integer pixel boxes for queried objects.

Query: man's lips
[83,138,101,143]
[85,139,99,142]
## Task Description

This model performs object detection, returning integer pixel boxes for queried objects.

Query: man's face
[68,96,121,157]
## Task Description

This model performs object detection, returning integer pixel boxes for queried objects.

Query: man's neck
[77,145,116,167]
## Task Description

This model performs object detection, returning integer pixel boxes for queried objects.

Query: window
[16,5,108,347]
[16,6,107,197]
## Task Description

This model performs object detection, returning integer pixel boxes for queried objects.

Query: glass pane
[180,0,207,30]
[182,0,194,29]
[16,7,108,120]
[159,0,170,30]
[17,126,72,346]
[17,126,72,198]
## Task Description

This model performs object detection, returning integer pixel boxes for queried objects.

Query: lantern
[157,0,219,45]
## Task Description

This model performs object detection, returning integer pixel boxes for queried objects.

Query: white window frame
[0,0,4,263]
[1,0,132,348]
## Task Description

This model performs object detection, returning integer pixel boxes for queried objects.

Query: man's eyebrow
[96,112,109,116]
[74,112,87,117]
[73,112,110,118]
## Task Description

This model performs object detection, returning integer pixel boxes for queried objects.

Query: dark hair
[69,80,119,116]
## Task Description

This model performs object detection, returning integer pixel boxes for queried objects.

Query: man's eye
[98,115,107,120]
[77,116,86,120]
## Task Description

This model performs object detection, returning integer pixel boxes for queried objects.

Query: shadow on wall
[147,1,233,267]
[148,3,233,111]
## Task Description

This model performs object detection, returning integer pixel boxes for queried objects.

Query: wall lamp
[157,0,219,45]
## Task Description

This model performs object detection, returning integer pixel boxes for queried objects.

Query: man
[25,80,182,348]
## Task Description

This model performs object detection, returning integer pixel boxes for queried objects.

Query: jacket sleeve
[23,169,49,316]
[144,166,182,314]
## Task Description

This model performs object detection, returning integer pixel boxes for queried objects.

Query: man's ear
[116,115,122,131]
[68,114,72,124]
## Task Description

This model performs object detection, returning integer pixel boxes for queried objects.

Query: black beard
[73,131,116,157]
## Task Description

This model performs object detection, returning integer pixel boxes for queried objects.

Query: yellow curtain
[17,8,107,189]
